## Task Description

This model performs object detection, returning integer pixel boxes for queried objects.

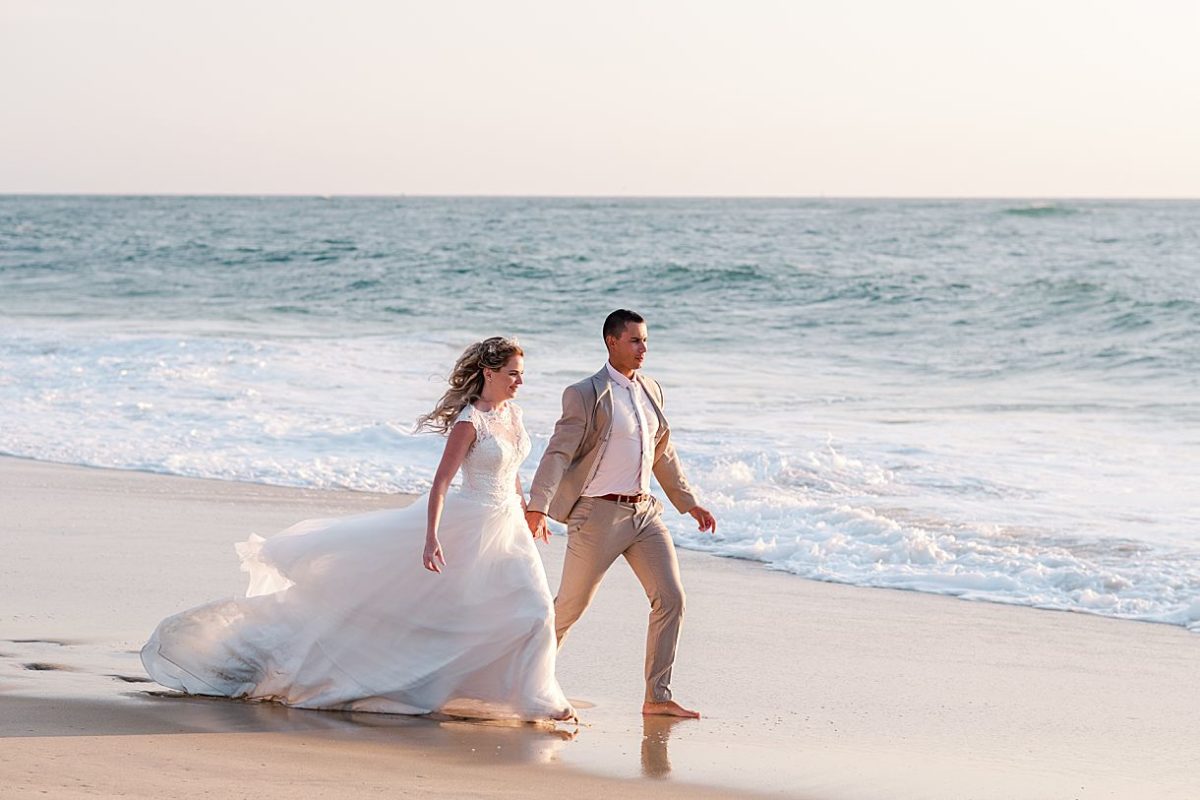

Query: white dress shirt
[582,362,659,497]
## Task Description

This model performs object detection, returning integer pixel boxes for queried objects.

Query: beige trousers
[553,496,685,703]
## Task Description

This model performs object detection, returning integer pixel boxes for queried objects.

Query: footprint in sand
[22,662,77,672]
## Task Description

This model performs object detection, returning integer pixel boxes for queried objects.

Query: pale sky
[2,0,1198,197]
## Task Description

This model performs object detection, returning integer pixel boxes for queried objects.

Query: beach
[5,0,1199,793]
[2,455,1197,799]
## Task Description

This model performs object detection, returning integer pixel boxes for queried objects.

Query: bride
[140,337,574,721]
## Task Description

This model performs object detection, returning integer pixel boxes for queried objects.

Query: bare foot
[550,706,579,723]
[642,700,700,718]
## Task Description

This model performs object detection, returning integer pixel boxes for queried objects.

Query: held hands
[524,509,550,543]
[423,536,446,573]
[688,505,717,534]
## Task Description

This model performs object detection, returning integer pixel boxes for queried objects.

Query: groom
[525,309,717,718]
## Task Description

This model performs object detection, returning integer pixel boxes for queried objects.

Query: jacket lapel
[590,366,613,435]
[590,365,668,444]
[635,373,670,443]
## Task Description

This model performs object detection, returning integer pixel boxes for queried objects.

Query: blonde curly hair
[415,336,524,434]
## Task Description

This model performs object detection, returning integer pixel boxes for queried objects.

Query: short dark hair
[603,309,645,341]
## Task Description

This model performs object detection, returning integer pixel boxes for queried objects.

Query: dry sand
[2,456,1198,798]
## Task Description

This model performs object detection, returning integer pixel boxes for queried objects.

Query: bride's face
[485,354,524,400]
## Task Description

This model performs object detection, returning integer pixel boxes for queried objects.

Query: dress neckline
[470,401,511,416]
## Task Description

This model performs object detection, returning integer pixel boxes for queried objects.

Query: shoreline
[3,455,1198,798]
[7,452,1194,637]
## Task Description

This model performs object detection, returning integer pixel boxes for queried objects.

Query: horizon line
[2,192,1199,202]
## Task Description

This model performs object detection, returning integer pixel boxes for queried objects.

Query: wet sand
[2,456,1198,798]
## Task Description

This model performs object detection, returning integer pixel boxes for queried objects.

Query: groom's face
[606,322,648,373]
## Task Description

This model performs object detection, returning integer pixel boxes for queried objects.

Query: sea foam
[664,450,1200,631]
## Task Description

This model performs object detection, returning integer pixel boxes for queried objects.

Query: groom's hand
[525,510,550,542]
[688,505,717,534]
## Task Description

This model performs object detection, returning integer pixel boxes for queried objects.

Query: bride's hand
[423,537,446,573]
[525,510,550,542]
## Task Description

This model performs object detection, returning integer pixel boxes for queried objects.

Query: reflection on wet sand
[0,691,576,765]
[640,715,693,778]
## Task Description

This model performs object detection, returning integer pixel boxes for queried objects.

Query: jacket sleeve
[649,381,700,514]
[527,384,588,515]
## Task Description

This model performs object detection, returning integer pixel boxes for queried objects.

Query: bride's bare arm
[514,473,527,510]
[423,421,476,572]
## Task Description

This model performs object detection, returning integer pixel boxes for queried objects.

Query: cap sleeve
[453,404,478,431]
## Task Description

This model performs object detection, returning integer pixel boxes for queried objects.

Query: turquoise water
[2,196,1198,628]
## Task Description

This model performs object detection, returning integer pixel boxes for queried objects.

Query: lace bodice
[453,402,531,503]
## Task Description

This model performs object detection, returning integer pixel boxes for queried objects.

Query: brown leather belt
[593,492,650,504]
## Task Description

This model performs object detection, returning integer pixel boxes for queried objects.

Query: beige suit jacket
[528,365,699,523]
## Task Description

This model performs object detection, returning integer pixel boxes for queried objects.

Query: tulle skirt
[140,491,570,720]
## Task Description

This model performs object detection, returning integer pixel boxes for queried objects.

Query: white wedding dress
[140,402,570,720]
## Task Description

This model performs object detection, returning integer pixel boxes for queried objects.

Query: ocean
[2,195,1197,630]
